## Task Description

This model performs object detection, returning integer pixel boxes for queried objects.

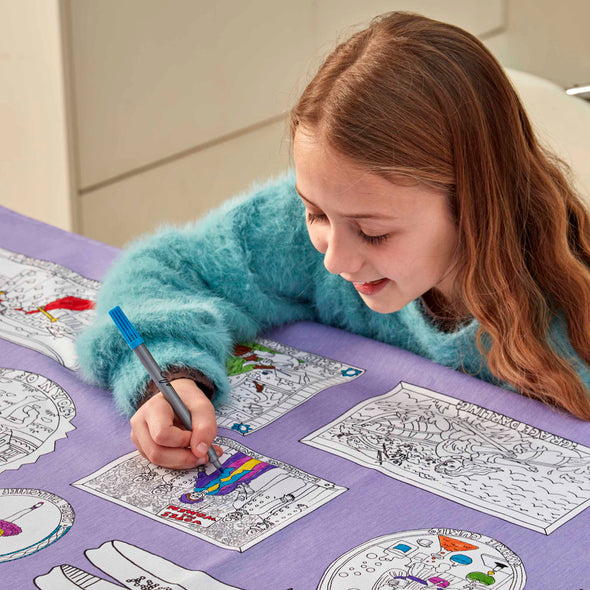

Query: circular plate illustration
[0,367,76,474]
[0,488,74,562]
[318,528,526,589]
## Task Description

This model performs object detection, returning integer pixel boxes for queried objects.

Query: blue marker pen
[109,305,223,472]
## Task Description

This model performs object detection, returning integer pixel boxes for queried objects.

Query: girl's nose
[322,228,363,276]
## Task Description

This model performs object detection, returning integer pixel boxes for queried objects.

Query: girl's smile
[351,278,391,296]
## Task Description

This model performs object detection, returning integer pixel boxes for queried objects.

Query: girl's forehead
[294,132,389,195]
[294,128,421,193]
[294,133,448,219]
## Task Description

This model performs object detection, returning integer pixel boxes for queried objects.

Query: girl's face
[293,129,459,314]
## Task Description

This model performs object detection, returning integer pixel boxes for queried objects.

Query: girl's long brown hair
[289,11,590,419]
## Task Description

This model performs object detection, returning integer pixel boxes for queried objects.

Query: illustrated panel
[0,247,99,370]
[0,368,76,473]
[0,488,74,562]
[73,436,346,552]
[302,381,590,534]
[217,338,364,435]
[318,528,526,589]
[35,539,243,589]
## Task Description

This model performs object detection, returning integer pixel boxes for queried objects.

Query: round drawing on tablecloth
[0,368,76,474]
[0,488,74,562]
[318,527,526,589]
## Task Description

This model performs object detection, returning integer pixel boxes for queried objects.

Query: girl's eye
[359,231,390,245]
[306,211,390,245]
[306,212,327,224]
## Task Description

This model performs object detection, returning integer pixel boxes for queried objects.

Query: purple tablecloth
[1,204,589,588]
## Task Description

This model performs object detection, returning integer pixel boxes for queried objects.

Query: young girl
[76,11,590,470]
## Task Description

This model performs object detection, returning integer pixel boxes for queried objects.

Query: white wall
[2,1,589,246]
[0,0,74,231]
[485,0,590,88]
[68,0,504,247]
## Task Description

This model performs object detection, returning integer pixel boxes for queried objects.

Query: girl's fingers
[188,404,219,460]
[129,382,223,469]
[130,427,148,460]
[143,398,192,449]
[169,384,219,460]
[132,414,206,470]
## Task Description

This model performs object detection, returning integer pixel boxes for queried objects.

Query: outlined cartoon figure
[214,337,364,435]
[133,462,195,496]
[318,528,526,589]
[73,438,346,551]
[0,501,43,537]
[0,488,74,562]
[34,540,244,589]
[433,420,590,479]
[303,381,590,534]
[0,247,99,369]
[0,368,75,474]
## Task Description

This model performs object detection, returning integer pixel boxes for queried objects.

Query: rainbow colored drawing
[180,452,275,504]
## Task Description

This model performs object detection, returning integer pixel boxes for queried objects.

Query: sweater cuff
[105,342,231,417]
[140,366,216,406]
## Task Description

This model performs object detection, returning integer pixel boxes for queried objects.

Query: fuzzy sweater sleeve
[75,172,321,415]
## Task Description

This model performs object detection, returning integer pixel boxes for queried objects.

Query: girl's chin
[359,291,409,314]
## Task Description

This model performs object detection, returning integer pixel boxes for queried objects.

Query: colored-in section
[438,535,479,552]
[180,452,275,504]
[20,296,95,314]
[0,520,21,536]
[467,572,495,585]
[450,554,473,565]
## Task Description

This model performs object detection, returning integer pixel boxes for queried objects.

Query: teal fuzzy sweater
[75,171,590,415]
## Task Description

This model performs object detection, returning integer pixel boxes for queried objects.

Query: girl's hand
[130,378,223,470]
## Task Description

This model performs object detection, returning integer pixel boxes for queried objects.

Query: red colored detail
[23,296,95,314]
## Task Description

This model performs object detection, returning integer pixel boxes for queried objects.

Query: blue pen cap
[108,306,144,350]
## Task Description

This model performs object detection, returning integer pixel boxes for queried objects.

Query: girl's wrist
[139,366,215,407]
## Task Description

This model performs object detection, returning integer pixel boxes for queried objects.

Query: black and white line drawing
[34,539,244,589]
[73,437,346,551]
[0,247,99,370]
[318,528,526,589]
[0,488,74,562]
[218,339,364,435]
[0,368,76,473]
[302,381,590,534]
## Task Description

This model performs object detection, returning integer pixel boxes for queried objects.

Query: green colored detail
[226,341,279,376]
[240,341,278,354]
[226,356,256,376]
[466,572,495,585]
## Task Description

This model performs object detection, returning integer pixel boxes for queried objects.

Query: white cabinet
[3,0,507,246]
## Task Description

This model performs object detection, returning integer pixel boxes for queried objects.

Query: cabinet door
[68,0,317,189]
